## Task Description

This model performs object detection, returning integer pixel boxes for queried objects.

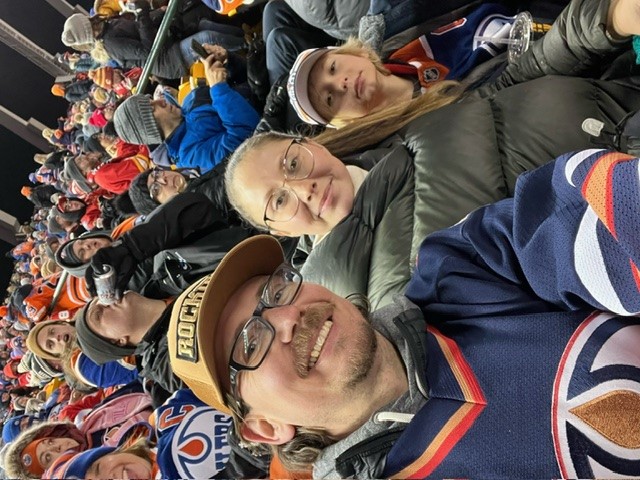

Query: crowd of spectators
[1,0,639,478]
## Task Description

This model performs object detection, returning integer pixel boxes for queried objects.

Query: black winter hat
[63,157,93,193]
[55,231,113,278]
[56,196,86,223]
[128,170,159,215]
[74,302,136,364]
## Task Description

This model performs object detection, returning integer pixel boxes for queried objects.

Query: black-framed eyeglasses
[262,138,315,227]
[148,169,164,201]
[228,263,303,416]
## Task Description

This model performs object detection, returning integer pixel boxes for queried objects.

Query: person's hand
[203,44,227,64]
[70,389,85,403]
[204,59,228,86]
[607,0,640,38]
[84,242,136,298]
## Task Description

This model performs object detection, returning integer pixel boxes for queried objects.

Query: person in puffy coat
[224,0,640,309]
[61,4,244,80]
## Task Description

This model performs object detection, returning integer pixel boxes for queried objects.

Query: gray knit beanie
[47,212,66,235]
[61,14,95,48]
[74,302,136,364]
[113,95,163,146]
[128,170,159,215]
[55,231,113,278]
[63,157,93,193]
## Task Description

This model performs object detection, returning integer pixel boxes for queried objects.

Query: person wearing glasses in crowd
[224,0,640,309]
[56,191,252,299]
[170,147,640,478]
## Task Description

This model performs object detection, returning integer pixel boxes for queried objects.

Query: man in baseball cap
[168,148,640,478]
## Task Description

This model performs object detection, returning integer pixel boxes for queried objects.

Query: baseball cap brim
[168,235,285,414]
[288,47,336,126]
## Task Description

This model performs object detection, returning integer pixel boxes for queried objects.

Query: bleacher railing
[136,0,182,93]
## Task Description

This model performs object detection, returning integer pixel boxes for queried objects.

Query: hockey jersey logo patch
[552,312,640,477]
[171,408,232,477]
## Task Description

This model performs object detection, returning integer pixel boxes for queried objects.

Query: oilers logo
[552,312,640,477]
[171,408,233,477]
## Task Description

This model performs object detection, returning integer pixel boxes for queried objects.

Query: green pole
[135,0,183,93]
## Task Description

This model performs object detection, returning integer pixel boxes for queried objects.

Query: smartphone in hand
[191,39,209,59]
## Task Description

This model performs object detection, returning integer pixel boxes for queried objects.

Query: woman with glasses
[128,163,229,216]
[225,36,640,310]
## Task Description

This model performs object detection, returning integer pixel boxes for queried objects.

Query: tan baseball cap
[168,235,285,414]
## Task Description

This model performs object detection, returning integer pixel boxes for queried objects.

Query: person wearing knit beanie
[55,196,87,223]
[127,170,159,215]
[46,446,117,480]
[55,231,113,278]
[88,66,115,90]
[20,186,32,199]
[62,157,94,194]
[61,14,95,49]
[26,319,76,361]
[51,83,66,97]
[4,422,87,480]
[2,415,39,444]
[40,257,60,278]
[127,168,194,214]
[113,95,163,146]
[73,302,137,365]
[47,212,66,236]
[3,359,19,379]
[114,53,259,174]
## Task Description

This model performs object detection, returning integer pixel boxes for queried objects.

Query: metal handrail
[136,0,183,93]
[46,270,68,317]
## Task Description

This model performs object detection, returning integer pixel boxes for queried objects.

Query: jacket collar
[135,299,174,355]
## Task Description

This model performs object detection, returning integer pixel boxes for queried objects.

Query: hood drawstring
[373,411,414,424]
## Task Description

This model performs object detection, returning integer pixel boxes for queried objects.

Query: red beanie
[3,360,17,379]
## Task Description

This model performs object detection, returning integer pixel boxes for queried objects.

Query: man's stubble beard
[292,301,377,390]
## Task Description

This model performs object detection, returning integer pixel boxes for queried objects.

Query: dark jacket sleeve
[474,0,630,96]
[139,333,184,397]
[135,2,160,49]
[102,36,150,69]
[120,192,218,260]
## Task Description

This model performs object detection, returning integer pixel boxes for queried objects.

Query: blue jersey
[153,388,232,478]
[394,149,640,478]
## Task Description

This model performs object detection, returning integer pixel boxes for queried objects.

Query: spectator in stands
[26,321,75,361]
[25,319,138,391]
[2,414,42,444]
[168,147,640,477]
[223,0,640,308]
[65,150,152,195]
[45,388,263,479]
[54,195,102,232]
[60,3,244,81]
[57,192,253,298]
[4,383,153,480]
[114,44,259,173]
[4,422,85,479]
[73,291,183,403]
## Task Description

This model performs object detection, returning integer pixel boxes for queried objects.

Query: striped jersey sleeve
[559,149,640,314]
